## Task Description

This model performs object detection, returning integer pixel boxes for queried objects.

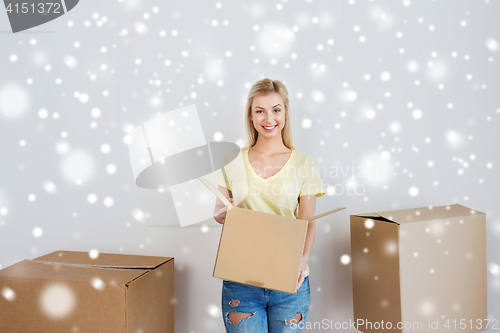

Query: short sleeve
[299,156,325,198]
[215,167,231,191]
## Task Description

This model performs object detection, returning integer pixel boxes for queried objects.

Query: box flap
[375,203,484,224]
[33,250,172,269]
[305,207,345,221]
[0,260,147,288]
[352,213,398,224]
[198,177,233,208]
[213,206,307,294]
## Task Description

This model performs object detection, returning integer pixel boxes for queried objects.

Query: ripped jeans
[221,277,310,332]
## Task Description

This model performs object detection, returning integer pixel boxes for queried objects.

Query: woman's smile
[262,124,277,131]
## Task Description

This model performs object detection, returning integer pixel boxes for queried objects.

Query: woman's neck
[251,136,290,154]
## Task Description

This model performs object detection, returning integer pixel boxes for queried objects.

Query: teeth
[264,125,276,129]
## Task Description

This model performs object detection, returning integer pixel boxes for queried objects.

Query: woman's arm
[213,185,233,224]
[296,194,317,290]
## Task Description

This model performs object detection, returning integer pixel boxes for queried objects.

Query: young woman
[213,78,325,332]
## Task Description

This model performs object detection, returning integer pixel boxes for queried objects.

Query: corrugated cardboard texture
[351,215,403,333]
[214,206,308,294]
[0,261,127,332]
[399,214,487,332]
[34,250,169,269]
[127,259,175,333]
[376,203,480,224]
[351,204,487,333]
[0,251,174,333]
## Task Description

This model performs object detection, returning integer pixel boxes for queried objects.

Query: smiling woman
[213,78,325,333]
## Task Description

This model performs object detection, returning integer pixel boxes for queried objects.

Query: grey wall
[0,0,498,331]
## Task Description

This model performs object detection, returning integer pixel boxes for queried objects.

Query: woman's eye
[273,109,280,112]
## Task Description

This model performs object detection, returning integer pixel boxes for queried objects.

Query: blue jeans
[221,277,310,332]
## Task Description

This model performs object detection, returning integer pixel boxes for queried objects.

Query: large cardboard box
[199,177,345,294]
[350,204,487,333]
[0,250,174,333]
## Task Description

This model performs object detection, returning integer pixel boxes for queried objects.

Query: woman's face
[250,92,286,139]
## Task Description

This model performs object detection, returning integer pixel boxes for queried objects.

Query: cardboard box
[0,250,174,333]
[199,177,345,294]
[350,204,487,333]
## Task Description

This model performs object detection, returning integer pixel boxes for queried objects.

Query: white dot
[486,162,493,169]
[89,249,99,259]
[40,283,76,319]
[33,227,43,237]
[103,197,114,207]
[91,277,105,291]
[78,94,89,104]
[213,131,223,141]
[485,38,499,52]
[407,61,419,73]
[364,219,375,229]
[91,108,101,118]
[28,194,36,202]
[43,181,58,194]
[409,186,419,196]
[346,91,357,101]
[412,109,422,119]
[389,121,401,133]
[132,209,147,223]
[366,109,376,119]
[302,118,312,129]
[106,164,117,174]
[340,254,351,265]
[380,71,391,81]
[446,130,462,146]
[101,144,111,154]
[0,84,30,119]
[87,193,98,204]
[489,263,500,277]
[10,54,17,62]
[2,287,16,301]
[64,56,77,69]
[380,151,391,161]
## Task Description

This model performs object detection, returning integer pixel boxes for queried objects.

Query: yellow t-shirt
[216,147,325,278]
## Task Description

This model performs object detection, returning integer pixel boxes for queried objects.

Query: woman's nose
[265,112,273,122]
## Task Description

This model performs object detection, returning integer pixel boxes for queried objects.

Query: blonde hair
[245,79,294,150]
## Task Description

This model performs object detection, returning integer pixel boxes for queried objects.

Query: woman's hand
[296,255,309,291]
[214,198,234,224]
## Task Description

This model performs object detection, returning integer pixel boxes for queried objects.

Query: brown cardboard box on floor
[199,177,345,294]
[350,203,487,333]
[0,250,174,333]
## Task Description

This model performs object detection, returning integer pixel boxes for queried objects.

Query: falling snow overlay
[0,0,499,332]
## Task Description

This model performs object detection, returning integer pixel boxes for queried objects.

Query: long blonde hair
[245,79,294,150]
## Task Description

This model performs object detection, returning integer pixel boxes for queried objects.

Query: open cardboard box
[0,250,174,333]
[199,177,345,294]
[350,203,487,333]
